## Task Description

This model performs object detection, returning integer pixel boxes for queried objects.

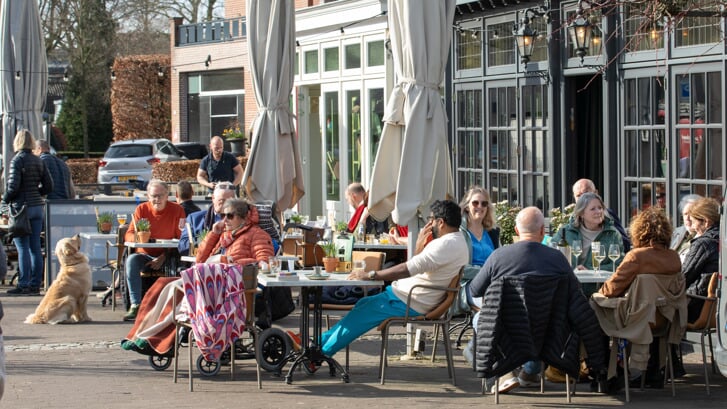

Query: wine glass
[591,242,601,273]
[116,213,127,226]
[594,244,606,273]
[571,240,582,268]
[608,244,620,272]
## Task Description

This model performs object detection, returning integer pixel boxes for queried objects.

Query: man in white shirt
[320,200,468,358]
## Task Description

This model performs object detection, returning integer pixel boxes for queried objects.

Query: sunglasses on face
[222,212,238,220]
[470,200,488,207]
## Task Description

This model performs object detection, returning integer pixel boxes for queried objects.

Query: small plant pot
[322,257,338,273]
[99,222,113,234]
[136,231,151,243]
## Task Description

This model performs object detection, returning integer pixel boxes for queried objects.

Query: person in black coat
[470,207,606,394]
[2,130,53,295]
[681,197,720,322]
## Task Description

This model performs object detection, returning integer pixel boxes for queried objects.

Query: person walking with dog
[2,130,54,296]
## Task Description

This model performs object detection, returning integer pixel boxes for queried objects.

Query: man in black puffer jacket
[469,207,607,394]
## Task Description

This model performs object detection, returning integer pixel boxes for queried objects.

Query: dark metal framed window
[487,85,518,205]
[456,26,482,72]
[673,70,723,207]
[674,1,722,47]
[623,76,667,222]
[521,83,550,211]
[454,85,484,193]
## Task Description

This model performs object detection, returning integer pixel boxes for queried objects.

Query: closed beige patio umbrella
[243,0,304,211]
[368,0,456,250]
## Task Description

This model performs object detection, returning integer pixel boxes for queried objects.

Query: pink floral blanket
[180,263,247,362]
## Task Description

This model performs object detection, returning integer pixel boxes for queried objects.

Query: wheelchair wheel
[148,355,172,371]
[196,355,221,376]
[255,327,292,373]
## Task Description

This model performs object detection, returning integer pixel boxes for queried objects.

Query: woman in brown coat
[599,207,680,298]
[598,206,683,386]
[196,198,274,266]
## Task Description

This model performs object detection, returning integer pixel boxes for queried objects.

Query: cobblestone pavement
[1,286,726,409]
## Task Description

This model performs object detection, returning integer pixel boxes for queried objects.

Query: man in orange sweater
[124,180,186,321]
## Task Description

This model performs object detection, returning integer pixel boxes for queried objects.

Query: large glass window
[186,71,244,144]
[487,86,517,205]
[455,87,484,191]
[487,22,515,67]
[675,71,723,201]
[347,90,361,184]
[521,84,549,211]
[675,0,721,47]
[623,76,667,219]
[456,27,481,71]
[623,4,664,52]
[324,91,340,200]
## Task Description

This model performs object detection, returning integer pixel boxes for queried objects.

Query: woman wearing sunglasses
[459,186,500,280]
[195,198,274,266]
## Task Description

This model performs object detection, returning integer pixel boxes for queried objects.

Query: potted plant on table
[97,212,114,234]
[318,239,338,272]
[222,120,246,155]
[135,218,151,243]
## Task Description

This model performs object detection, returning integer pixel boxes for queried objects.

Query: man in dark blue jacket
[34,140,74,200]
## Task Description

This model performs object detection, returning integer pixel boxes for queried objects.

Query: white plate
[156,239,179,244]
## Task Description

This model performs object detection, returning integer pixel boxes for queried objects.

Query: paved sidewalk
[1,287,726,409]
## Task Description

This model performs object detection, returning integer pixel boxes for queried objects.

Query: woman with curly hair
[597,206,684,386]
[599,206,680,298]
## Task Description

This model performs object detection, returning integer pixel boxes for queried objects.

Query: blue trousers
[14,205,44,288]
[321,286,422,357]
[125,253,153,305]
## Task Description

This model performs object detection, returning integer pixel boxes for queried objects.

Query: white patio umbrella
[0,0,47,183]
[368,0,456,251]
[243,0,304,212]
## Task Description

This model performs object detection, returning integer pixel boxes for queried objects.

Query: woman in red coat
[195,198,274,266]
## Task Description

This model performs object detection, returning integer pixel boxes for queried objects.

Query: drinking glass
[178,218,186,232]
[314,215,325,227]
[591,242,601,273]
[269,257,281,275]
[594,244,606,273]
[117,213,127,226]
[571,240,582,267]
[352,260,366,274]
[608,244,620,272]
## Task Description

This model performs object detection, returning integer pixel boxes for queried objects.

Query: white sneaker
[490,371,520,394]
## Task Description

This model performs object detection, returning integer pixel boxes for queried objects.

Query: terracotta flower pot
[136,231,151,243]
[99,222,113,234]
[322,257,338,273]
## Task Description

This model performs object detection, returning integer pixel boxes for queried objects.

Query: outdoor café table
[124,240,181,276]
[257,271,384,384]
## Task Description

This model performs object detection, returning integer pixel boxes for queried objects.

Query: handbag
[9,205,31,237]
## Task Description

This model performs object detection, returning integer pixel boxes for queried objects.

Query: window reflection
[324,92,339,200]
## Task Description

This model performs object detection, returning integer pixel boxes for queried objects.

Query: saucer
[304,272,330,280]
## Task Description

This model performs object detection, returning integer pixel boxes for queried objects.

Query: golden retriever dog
[25,235,92,324]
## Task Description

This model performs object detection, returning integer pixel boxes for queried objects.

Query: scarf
[218,225,245,254]
[347,203,366,233]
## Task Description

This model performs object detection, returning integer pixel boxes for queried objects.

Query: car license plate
[117,176,136,182]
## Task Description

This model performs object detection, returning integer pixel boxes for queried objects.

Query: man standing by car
[197,136,243,193]
[34,140,75,200]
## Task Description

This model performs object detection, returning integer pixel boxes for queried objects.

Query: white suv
[97,139,187,184]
